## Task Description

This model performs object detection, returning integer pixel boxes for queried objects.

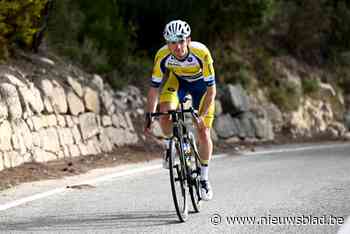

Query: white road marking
[0,143,347,212]
[242,144,347,156]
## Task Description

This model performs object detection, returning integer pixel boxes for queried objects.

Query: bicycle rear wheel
[188,133,202,212]
[169,139,189,222]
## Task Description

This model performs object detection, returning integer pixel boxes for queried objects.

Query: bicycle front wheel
[169,139,189,222]
[188,133,202,213]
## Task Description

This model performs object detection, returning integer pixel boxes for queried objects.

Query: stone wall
[0,56,141,171]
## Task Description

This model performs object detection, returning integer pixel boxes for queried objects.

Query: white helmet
[163,20,191,42]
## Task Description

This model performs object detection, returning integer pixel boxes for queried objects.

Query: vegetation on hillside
[1,0,350,110]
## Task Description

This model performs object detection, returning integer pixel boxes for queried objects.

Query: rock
[57,150,64,160]
[345,111,350,130]
[92,74,104,92]
[0,121,13,151]
[56,115,66,127]
[39,57,55,66]
[344,132,350,141]
[114,99,127,111]
[46,114,57,127]
[18,84,44,114]
[72,116,79,125]
[57,128,74,146]
[3,73,27,87]
[99,130,114,153]
[328,122,347,137]
[78,143,89,156]
[253,118,274,140]
[211,128,219,142]
[84,87,100,114]
[124,131,139,145]
[101,90,114,114]
[104,127,129,146]
[264,104,283,132]
[124,112,135,132]
[213,114,239,139]
[51,80,68,114]
[43,97,54,113]
[0,83,23,119]
[326,127,339,138]
[224,137,240,144]
[32,131,41,147]
[117,112,128,129]
[0,152,3,171]
[111,114,120,128]
[65,115,74,128]
[67,90,85,116]
[0,95,8,124]
[40,79,67,114]
[32,147,57,162]
[319,82,336,97]
[3,151,22,168]
[11,119,32,153]
[39,128,60,153]
[71,125,82,144]
[251,106,267,119]
[102,116,112,127]
[31,116,44,131]
[238,112,256,139]
[215,100,223,116]
[79,113,99,140]
[220,84,250,115]
[67,75,83,97]
[26,118,34,131]
[69,145,81,157]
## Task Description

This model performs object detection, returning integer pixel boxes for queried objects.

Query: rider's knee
[198,128,211,143]
[159,115,171,127]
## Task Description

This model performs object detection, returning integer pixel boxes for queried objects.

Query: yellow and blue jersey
[151,41,215,87]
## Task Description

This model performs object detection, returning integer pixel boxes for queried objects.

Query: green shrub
[106,56,152,92]
[254,48,275,86]
[0,0,48,59]
[301,78,320,95]
[269,81,300,112]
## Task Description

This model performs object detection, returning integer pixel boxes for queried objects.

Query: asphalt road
[1,143,350,234]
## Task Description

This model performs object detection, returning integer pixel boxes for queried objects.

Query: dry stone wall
[0,57,140,171]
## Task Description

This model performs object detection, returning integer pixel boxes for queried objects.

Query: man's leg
[197,127,212,179]
[159,102,176,137]
[158,73,179,168]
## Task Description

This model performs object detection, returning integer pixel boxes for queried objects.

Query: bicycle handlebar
[146,107,199,129]
[150,107,199,119]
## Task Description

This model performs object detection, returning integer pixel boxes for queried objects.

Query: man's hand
[144,112,153,135]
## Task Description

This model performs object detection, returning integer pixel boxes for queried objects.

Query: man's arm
[146,87,159,113]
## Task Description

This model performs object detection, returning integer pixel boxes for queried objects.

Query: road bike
[149,99,202,222]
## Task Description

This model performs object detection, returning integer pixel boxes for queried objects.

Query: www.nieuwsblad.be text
[210,214,344,226]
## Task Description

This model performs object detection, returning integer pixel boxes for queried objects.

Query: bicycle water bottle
[183,141,191,155]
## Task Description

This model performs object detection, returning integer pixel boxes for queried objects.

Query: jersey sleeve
[202,51,215,87]
[150,49,167,88]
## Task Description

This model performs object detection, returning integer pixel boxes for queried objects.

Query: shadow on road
[0,210,181,231]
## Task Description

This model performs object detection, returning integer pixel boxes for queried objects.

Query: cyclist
[144,20,216,201]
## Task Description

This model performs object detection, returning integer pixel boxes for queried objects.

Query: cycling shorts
[159,72,215,128]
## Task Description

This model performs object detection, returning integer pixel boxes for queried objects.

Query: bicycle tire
[169,139,189,222]
[188,133,202,212]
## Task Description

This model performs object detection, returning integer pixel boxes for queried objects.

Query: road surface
[0,143,350,233]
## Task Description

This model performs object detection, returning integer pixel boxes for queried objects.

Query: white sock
[200,165,209,181]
